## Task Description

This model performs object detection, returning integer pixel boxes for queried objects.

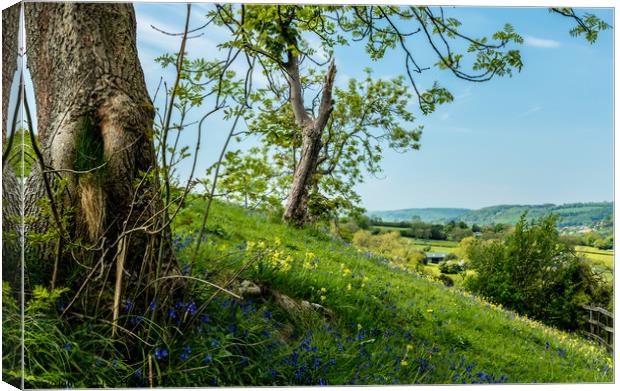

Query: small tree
[465,214,611,330]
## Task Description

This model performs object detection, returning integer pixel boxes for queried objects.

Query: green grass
[404,239,459,255]
[168,199,613,384]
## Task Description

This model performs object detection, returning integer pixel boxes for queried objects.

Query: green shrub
[438,260,465,274]
[465,214,610,330]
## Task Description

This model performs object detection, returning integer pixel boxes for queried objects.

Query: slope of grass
[170,199,613,385]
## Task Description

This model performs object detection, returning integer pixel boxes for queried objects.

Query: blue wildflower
[154,347,168,360]
[187,301,197,315]
[263,311,272,319]
[169,308,177,319]
[134,368,142,378]
[149,301,156,311]
[64,343,72,351]
[203,354,213,364]
[545,341,550,351]
[123,299,134,312]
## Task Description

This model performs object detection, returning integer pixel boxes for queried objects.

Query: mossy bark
[23,3,178,307]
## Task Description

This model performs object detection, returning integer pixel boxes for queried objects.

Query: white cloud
[517,105,543,118]
[524,35,561,49]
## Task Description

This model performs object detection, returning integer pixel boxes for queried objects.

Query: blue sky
[131,4,613,211]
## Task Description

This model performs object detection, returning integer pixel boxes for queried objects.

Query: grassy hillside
[167,199,612,384]
[371,202,612,228]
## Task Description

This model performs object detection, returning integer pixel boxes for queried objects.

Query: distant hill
[370,202,613,228]
[368,208,469,223]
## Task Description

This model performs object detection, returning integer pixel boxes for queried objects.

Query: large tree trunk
[2,3,22,291]
[24,3,177,311]
[282,55,336,226]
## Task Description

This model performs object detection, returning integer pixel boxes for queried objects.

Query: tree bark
[282,57,336,226]
[23,3,177,305]
[2,4,22,291]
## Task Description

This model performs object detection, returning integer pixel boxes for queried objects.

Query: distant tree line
[368,216,509,242]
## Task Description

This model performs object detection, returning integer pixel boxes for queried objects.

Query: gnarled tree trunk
[282,54,336,226]
[24,3,177,311]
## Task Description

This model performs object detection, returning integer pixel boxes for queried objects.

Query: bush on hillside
[438,260,465,274]
[352,230,425,269]
[465,214,611,331]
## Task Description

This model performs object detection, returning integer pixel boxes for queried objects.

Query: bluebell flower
[154,347,168,360]
[545,341,550,351]
[112,359,118,368]
[149,301,156,311]
[64,343,72,351]
[169,308,177,319]
[123,299,134,312]
[134,368,142,378]
[268,368,278,378]
[211,339,220,348]
[317,379,328,386]
[201,314,210,323]
[203,354,213,364]
[179,345,191,361]
[187,301,197,315]
[263,311,272,319]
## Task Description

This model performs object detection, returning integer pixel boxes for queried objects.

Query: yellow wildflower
[320,295,326,302]
[347,283,352,291]
[406,344,413,351]
[401,360,409,367]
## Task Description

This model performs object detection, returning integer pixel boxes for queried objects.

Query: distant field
[575,246,614,281]
[374,225,614,280]
[371,225,409,232]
